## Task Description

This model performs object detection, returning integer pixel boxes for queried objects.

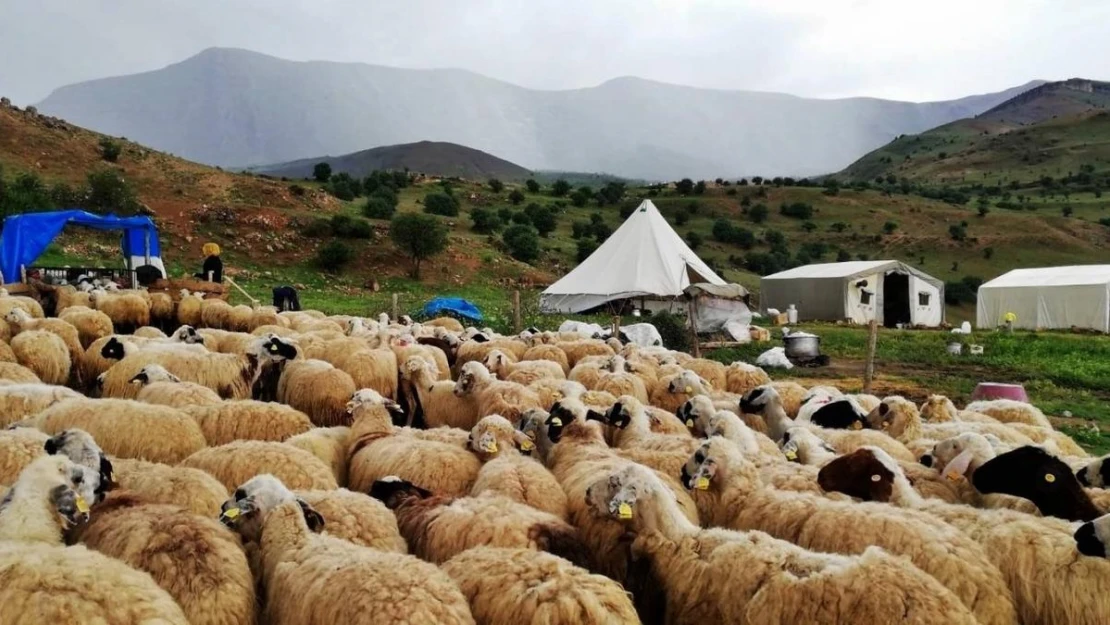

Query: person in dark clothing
[195,242,223,283]
[273,286,301,311]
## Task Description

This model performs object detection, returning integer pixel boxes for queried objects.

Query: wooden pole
[391,293,400,321]
[863,319,879,394]
[224,278,259,306]
[611,315,621,339]
[687,298,701,358]
[512,290,522,333]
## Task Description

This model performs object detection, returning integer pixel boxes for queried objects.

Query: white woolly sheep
[468,415,567,519]
[455,361,542,424]
[276,357,358,427]
[284,426,351,487]
[90,289,151,333]
[11,330,71,386]
[176,290,204,327]
[294,488,406,552]
[0,362,39,385]
[181,400,313,446]
[965,398,1053,428]
[109,457,229,517]
[724,361,771,394]
[131,364,223,408]
[180,440,338,492]
[0,383,82,428]
[58,306,114,350]
[0,427,49,486]
[485,348,565,386]
[400,356,479,429]
[520,344,570,375]
[199,298,234,329]
[303,338,398,400]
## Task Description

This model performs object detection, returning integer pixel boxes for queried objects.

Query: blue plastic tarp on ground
[423,297,483,321]
[0,210,162,282]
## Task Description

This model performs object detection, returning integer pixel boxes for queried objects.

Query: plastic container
[971,383,1028,402]
[787,304,798,324]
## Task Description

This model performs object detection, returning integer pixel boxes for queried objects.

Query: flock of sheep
[1,282,1109,625]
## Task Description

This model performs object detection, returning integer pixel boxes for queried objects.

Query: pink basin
[971,383,1029,403]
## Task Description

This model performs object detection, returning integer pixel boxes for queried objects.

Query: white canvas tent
[761,260,945,327]
[540,200,727,313]
[977,265,1110,332]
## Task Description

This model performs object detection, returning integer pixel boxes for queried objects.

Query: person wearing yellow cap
[195,242,223,283]
[1003,311,1016,333]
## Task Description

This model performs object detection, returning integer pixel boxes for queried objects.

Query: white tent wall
[978,283,1110,332]
[844,272,881,324]
[910,275,943,327]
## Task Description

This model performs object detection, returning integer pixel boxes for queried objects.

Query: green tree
[424,192,460,217]
[511,212,532,225]
[802,221,817,232]
[675,178,695,195]
[529,206,557,237]
[948,223,967,241]
[882,221,898,234]
[686,231,703,250]
[470,207,503,233]
[363,196,396,219]
[983,247,994,259]
[673,208,690,226]
[315,241,353,272]
[693,180,707,195]
[391,213,448,279]
[488,178,505,193]
[779,202,813,220]
[508,189,526,205]
[99,137,121,163]
[569,190,590,208]
[84,169,139,215]
[313,162,332,183]
[1062,205,1073,217]
[576,238,598,263]
[829,221,848,233]
[503,224,540,262]
[748,203,768,223]
[525,179,541,193]
[551,179,571,197]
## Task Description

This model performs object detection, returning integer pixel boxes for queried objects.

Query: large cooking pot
[784,334,820,360]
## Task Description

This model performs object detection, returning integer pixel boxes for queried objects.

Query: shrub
[675,178,695,195]
[502,224,540,262]
[488,178,505,193]
[882,221,898,234]
[779,201,813,220]
[673,208,690,226]
[302,218,333,237]
[592,222,613,242]
[363,196,396,219]
[726,188,737,196]
[944,276,984,306]
[1099,217,1110,228]
[328,176,357,201]
[508,189,525,205]
[369,185,399,209]
[313,162,332,183]
[525,179,541,193]
[829,221,848,233]
[424,192,460,217]
[498,207,513,223]
[330,215,372,239]
[978,205,990,217]
[289,184,306,197]
[511,212,532,225]
[84,169,140,215]
[529,206,557,237]
[685,231,703,250]
[571,220,590,239]
[948,223,967,241]
[652,312,689,351]
[316,241,353,272]
[1062,205,1073,217]
[576,238,598,262]
[391,213,448,279]
[99,138,121,163]
[802,221,817,232]
[748,203,768,223]
[712,219,755,248]
[470,207,503,233]
[551,179,571,197]
[569,190,590,207]
[836,249,851,262]
[693,180,707,195]
[983,247,994,259]
[738,178,748,186]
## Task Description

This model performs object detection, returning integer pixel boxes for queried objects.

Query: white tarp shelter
[977,265,1110,332]
[540,200,727,313]
[761,260,945,327]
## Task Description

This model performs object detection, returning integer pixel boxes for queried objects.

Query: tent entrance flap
[883,272,911,327]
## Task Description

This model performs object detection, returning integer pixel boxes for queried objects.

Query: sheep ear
[942,449,975,481]
[296,499,326,533]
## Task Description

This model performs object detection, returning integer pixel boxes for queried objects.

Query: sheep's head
[780,427,835,463]
[220,475,324,540]
[1076,455,1110,489]
[170,325,204,344]
[865,396,917,435]
[926,432,993,479]
[677,395,717,433]
[680,438,730,491]
[454,361,491,397]
[801,385,842,404]
[2,308,28,325]
[817,447,901,502]
[254,335,298,362]
[585,464,656,523]
[43,429,114,502]
[667,370,705,395]
[129,364,180,386]
[468,414,531,457]
[973,446,1102,522]
[483,350,510,373]
[1,455,100,531]
[920,395,958,422]
[100,337,127,361]
[595,396,643,430]
[739,385,779,414]
[400,356,432,382]
[1075,515,1110,558]
[346,388,405,421]
[368,476,433,510]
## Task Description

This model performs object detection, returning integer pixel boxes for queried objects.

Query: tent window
[918,292,930,306]
[860,290,872,305]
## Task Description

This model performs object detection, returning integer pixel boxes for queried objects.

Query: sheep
[249,305,285,331]
[0,383,82,428]
[399,356,478,429]
[594,356,649,404]
[468,415,567,519]
[294,488,407,552]
[0,427,49,486]
[133,325,167,339]
[965,398,1053,428]
[681,436,1016,625]
[920,432,1044,513]
[0,291,44,319]
[921,394,1001,423]
[723,361,771,394]
[456,337,529,369]
[769,379,808,417]
[873,395,1037,448]
[199,298,234,329]
[370,477,587,566]
[90,289,150,333]
[1076,513,1110,557]
[82,330,206,388]
[73,492,257,625]
[554,339,614,368]
[520,343,570,375]
[423,316,465,333]
[284,427,350,487]
[972,446,1104,521]
[598,395,698,460]
[303,339,399,400]
[130,363,223,408]
[219,474,475,625]
[180,440,338,492]
[23,398,206,464]
[53,285,91,315]
[346,389,481,496]
[10,330,70,386]
[442,547,639,625]
[226,304,254,332]
[819,446,1110,625]
[58,306,114,350]
[0,340,15,363]
[455,361,542,423]
[585,462,979,625]
[176,289,204,327]
[0,362,40,385]
[110,457,229,517]
[275,357,358,427]
[181,399,313,445]
[390,337,451,381]
[1077,454,1110,489]
[485,348,565,385]
[98,333,285,400]
[681,395,780,459]
[147,292,175,330]
[0,458,190,625]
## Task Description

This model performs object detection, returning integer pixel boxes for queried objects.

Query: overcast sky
[1,0,1107,105]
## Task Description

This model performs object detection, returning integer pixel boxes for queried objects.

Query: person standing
[196,242,223,283]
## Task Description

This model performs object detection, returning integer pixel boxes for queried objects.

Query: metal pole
[144,231,151,266]
[863,320,879,394]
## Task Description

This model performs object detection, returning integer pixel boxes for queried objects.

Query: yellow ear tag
[221,507,241,520]
[269,344,280,353]
[550,417,563,427]
[75,495,90,514]
[520,439,535,451]
[1044,473,1056,483]
[487,441,498,453]
[685,419,695,428]
[870,474,881,482]
[784,450,798,461]
[881,421,890,430]
[553,392,563,399]
[617,502,633,519]
[684,386,692,394]
[695,476,710,490]
[946,471,963,482]
[851,421,862,430]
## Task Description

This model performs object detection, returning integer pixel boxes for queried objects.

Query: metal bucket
[784,335,820,360]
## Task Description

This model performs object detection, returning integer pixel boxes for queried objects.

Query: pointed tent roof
[540,200,725,313]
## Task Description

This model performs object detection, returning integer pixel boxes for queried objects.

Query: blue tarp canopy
[0,210,163,283]
[423,297,483,321]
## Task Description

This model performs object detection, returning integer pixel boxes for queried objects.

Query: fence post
[513,290,522,333]
[611,315,621,339]
[391,293,399,321]
[863,320,879,394]
[687,298,701,358]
